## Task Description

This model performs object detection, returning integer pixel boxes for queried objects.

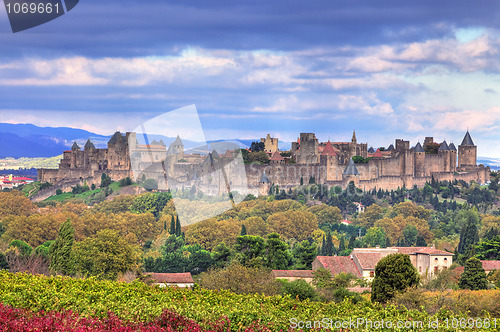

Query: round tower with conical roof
[413,142,426,177]
[458,131,477,168]
[438,140,450,172]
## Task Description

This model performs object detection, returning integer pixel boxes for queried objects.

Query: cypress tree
[169,215,176,235]
[339,237,346,253]
[175,217,182,237]
[324,232,333,256]
[459,257,488,290]
[49,219,75,275]
[300,177,304,186]
[240,224,247,236]
[348,234,356,249]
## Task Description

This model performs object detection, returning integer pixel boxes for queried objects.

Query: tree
[100,173,112,188]
[234,235,266,266]
[476,235,500,260]
[211,241,232,268]
[402,225,418,246]
[49,219,75,275]
[371,253,420,303]
[458,219,479,255]
[306,204,342,226]
[279,279,316,301]
[459,257,488,290]
[175,217,182,237]
[240,224,247,236]
[72,229,141,280]
[0,252,9,270]
[293,240,317,270]
[322,232,334,256]
[169,215,176,235]
[143,178,158,191]
[363,227,386,247]
[267,211,318,241]
[264,233,291,270]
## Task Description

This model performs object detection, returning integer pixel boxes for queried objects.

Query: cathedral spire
[351,130,357,143]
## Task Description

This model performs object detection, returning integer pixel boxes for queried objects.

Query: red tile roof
[270,151,284,161]
[150,273,194,284]
[314,256,362,277]
[480,260,500,271]
[373,148,383,158]
[354,252,382,270]
[321,141,337,156]
[272,270,314,278]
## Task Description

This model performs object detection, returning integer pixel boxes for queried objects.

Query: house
[313,247,453,280]
[340,219,352,226]
[353,202,365,213]
[271,270,314,284]
[149,273,194,288]
[455,260,500,275]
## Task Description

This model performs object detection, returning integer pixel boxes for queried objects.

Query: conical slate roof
[387,144,395,151]
[108,131,124,144]
[368,147,375,153]
[84,139,95,150]
[414,142,425,153]
[439,140,449,151]
[449,143,457,151]
[71,142,80,150]
[343,158,360,176]
[172,135,183,146]
[260,172,270,183]
[461,131,475,146]
[321,141,337,156]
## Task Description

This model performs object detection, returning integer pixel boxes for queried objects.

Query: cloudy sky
[1,1,500,156]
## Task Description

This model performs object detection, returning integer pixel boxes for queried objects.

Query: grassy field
[44,182,124,202]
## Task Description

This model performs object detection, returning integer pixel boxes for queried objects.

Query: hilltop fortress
[38,130,490,196]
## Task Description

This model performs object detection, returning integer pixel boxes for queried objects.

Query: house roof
[150,273,194,284]
[461,131,475,146]
[414,142,425,153]
[392,247,453,256]
[271,270,314,278]
[439,141,449,151]
[314,256,362,277]
[372,148,383,158]
[343,158,360,176]
[270,151,284,161]
[354,252,382,270]
[321,141,337,156]
[480,260,500,271]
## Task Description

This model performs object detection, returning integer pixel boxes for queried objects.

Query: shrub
[459,257,488,290]
[279,279,317,301]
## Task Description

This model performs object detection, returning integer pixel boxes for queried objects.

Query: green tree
[169,215,176,235]
[264,233,291,270]
[234,235,266,266]
[211,241,232,268]
[143,178,158,191]
[0,252,8,270]
[403,224,418,246]
[175,217,182,237]
[293,240,317,270]
[49,219,75,275]
[371,253,420,303]
[458,219,479,255]
[8,240,32,256]
[459,257,488,290]
[363,227,386,247]
[72,229,140,280]
[100,173,112,188]
[240,224,247,236]
[476,235,500,260]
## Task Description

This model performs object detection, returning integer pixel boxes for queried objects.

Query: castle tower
[167,135,184,160]
[260,134,279,153]
[349,130,357,158]
[438,141,450,172]
[414,142,425,177]
[83,139,96,169]
[259,171,271,196]
[320,141,340,181]
[458,131,477,168]
[295,133,319,164]
[351,130,357,144]
[448,143,457,172]
[342,158,360,187]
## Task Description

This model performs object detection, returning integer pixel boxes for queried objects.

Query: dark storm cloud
[1,0,499,58]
